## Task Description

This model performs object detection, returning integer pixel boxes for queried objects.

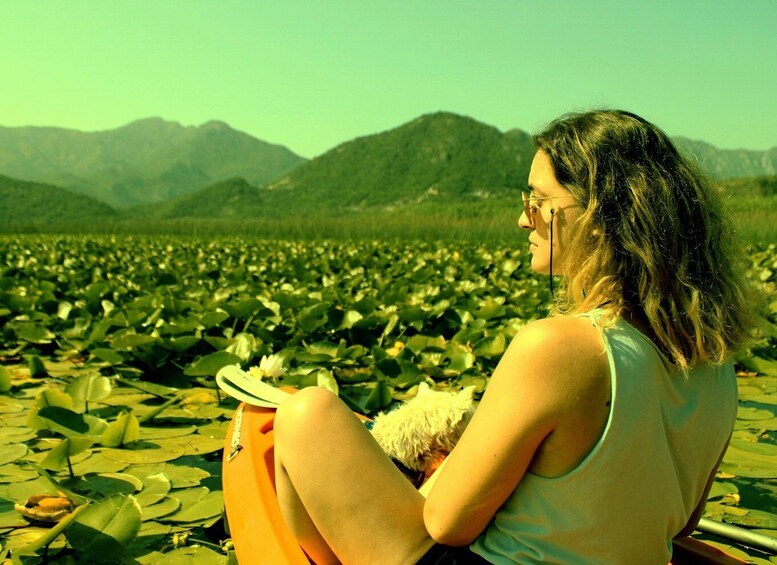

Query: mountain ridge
[0,174,117,224]
[130,112,777,222]
[0,118,306,208]
[1,113,776,223]
[673,137,777,179]
[262,111,534,209]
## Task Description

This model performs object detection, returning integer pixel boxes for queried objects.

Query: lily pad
[707,481,739,501]
[173,436,225,457]
[225,332,257,362]
[0,428,36,445]
[112,334,159,350]
[75,473,144,498]
[99,392,155,407]
[31,406,107,438]
[0,366,11,392]
[14,323,56,344]
[40,438,93,472]
[184,352,242,377]
[456,374,488,392]
[66,373,112,412]
[473,334,506,358]
[153,405,229,422]
[140,497,181,521]
[161,544,228,564]
[297,302,331,332]
[0,497,29,528]
[65,494,142,559]
[71,452,130,475]
[101,411,141,447]
[729,438,777,459]
[0,476,59,504]
[719,462,777,479]
[0,464,37,484]
[221,298,263,319]
[316,369,339,395]
[739,416,777,432]
[196,421,230,439]
[128,520,173,550]
[737,407,775,421]
[31,388,74,411]
[0,444,28,467]
[163,336,201,354]
[91,348,126,365]
[364,381,392,412]
[28,356,49,378]
[138,425,198,440]
[723,506,777,528]
[0,397,25,414]
[161,488,223,523]
[138,520,172,537]
[102,441,187,464]
[446,351,476,374]
[4,525,64,552]
[124,463,210,489]
[135,473,172,507]
[741,394,777,406]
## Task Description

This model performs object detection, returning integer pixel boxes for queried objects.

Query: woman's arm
[423,316,610,545]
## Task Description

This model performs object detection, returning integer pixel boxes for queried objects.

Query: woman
[273,110,759,564]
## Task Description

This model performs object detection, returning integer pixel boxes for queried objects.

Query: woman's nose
[518,208,533,230]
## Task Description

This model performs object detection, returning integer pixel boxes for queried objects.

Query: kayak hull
[223,403,310,564]
[223,402,747,565]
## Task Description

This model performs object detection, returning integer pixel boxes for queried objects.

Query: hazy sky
[2,1,776,158]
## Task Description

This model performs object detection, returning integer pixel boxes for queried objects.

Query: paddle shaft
[697,517,777,555]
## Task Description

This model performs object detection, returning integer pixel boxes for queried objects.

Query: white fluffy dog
[370,383,475,480]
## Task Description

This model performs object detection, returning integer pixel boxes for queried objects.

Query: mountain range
[129,112,535,220]
[1,113,775,224]
[672,137,777,180]
[0,118,305,208]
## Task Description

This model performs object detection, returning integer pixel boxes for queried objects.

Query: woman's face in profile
[519,150,583,275]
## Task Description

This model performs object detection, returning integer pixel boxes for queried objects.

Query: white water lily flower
[248,354,286,380]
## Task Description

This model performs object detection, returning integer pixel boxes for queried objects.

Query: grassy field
[4,192,774,246]
[725,194,777,245]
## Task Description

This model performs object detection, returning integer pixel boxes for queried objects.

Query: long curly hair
[534,109,760,371]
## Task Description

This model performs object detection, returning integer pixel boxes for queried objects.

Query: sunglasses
[521,192,579,228]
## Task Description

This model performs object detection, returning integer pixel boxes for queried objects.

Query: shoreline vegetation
[0,206,777,245]
[2,190,775,245]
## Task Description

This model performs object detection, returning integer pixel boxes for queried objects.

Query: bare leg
[275,460,340,564]
[274,386,436,565]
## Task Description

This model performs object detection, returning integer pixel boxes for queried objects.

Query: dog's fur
[370,383,475,475]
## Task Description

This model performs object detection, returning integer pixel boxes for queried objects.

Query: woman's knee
[275,386,343,443]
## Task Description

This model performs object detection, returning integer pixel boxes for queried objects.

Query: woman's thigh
[274,386,437,565]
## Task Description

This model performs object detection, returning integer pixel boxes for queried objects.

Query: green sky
[2,0,775,158]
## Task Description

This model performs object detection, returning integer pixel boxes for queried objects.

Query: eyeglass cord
[549,209,555,296]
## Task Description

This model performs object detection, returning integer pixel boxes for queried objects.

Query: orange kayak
[222,402,747,565]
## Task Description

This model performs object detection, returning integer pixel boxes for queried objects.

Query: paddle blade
[216,365,292,407]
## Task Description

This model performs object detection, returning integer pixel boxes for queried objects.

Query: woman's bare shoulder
[514,315,604,356]
[499,315,609,396]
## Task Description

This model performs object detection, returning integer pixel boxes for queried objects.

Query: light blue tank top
[470,312,738,564]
